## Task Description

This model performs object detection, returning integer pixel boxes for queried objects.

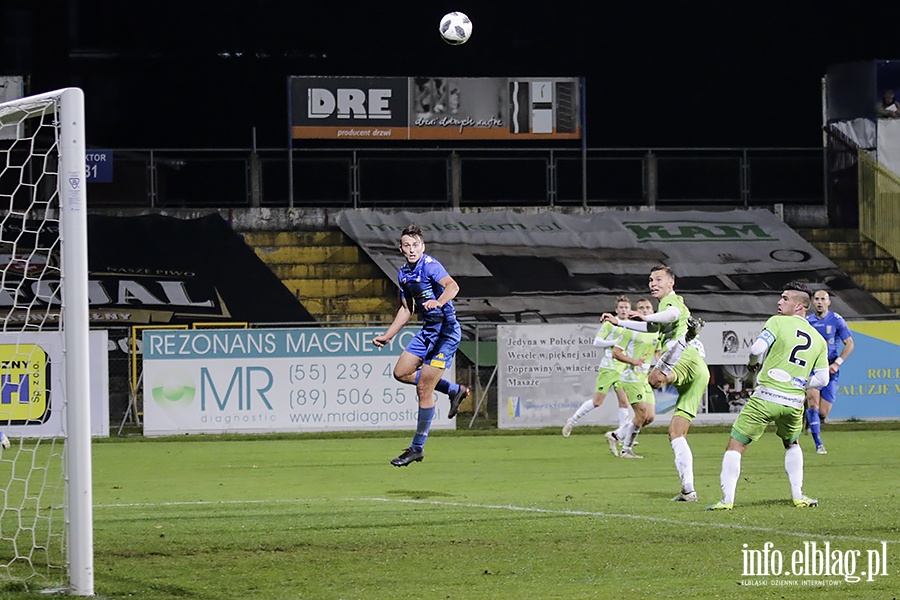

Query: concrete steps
[832,258,896,274]
[872,291,900,308]
[242,230,397,323]
[797,227,900,313]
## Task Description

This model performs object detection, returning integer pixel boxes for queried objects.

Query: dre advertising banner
[290,76,582,140]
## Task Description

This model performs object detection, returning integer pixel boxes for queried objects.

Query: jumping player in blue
[805,290,854,455]
[374,224,469,467]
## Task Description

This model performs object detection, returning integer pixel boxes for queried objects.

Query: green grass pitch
[1,425,898,599]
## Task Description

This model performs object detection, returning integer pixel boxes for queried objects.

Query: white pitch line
[96,498,313,509]
[360,497,898,545]
[94,496,897,545]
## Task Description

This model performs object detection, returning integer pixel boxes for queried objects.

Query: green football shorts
[619,380,655,406]
[594,368,621,395]
[731,395,803,444]
[671,345,710,421]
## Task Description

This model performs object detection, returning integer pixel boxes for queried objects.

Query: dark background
[6,1,900,149]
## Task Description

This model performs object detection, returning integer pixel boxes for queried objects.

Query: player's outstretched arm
[631,305,680,324]
[373,301,413,348]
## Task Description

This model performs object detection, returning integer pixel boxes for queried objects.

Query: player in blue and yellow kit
[805,290,854,455]
[374,224,469,467]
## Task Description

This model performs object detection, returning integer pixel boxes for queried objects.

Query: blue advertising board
[85,150,113,183]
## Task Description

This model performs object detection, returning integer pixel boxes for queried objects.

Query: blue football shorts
[818,369,840,404]
[404,318,461,369]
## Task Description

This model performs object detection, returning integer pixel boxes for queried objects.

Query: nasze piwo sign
[289,76,582,140]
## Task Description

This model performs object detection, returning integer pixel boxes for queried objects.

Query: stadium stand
[797,227,900,313]
[244,230,397,323]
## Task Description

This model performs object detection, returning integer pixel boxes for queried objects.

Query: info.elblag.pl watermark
[740,541,889,586]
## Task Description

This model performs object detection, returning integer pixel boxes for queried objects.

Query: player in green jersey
[604,298,659,458]
[602,265,706,501]
[562,296,633,437]
[708,282,829,511]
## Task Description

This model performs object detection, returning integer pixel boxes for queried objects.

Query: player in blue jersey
[805,290,854,455]
[373,224,469,467]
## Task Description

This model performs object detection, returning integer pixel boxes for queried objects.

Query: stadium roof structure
[338,208,888,340]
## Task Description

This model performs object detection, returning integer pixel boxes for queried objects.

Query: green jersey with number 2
[754,315,829,409]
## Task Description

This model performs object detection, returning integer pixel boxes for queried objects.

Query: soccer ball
[440,12,472,45]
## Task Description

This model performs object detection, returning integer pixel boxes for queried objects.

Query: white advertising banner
[142,327,456,436]
[338,209,836,279]
[1,330,109,438]
[497,323,771,430]
[700,321,765,365]
[498,323,626,429]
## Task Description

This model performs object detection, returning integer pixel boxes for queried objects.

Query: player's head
[634,297,654,316]
[813,289,831,317]
[399,224,425,264]
[648,265,675,298]
[614,295,632,319]
[778,281,813,316]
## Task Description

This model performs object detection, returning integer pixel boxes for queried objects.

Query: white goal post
[0,89,93,595]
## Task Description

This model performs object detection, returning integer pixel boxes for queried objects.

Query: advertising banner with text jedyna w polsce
[498,321,900,429]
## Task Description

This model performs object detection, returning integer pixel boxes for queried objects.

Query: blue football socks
[411,406,435,452]
[436,379,459,396]
[806,408,822,448]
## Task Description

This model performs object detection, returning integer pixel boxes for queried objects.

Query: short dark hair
[401,224,424,241]
[784,281,813,308]
[650,264,675,279]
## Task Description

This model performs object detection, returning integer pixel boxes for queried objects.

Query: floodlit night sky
[15,1,900,148]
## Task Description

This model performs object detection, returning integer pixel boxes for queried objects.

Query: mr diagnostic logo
[150,367,273,413]
[0,344,50,424]
[150,372,196,408]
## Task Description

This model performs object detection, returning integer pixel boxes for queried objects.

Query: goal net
[0,89,93,595]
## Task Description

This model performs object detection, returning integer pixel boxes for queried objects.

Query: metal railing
[82,146,826,209]
[858,148,900,261]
